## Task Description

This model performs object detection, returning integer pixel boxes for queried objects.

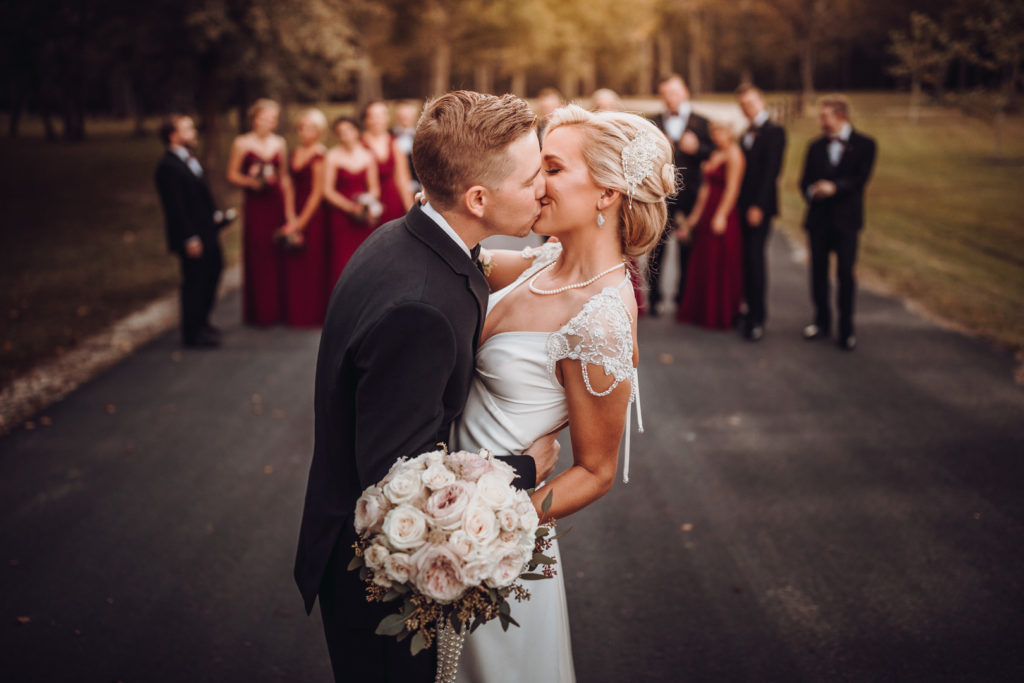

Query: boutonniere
[477,247,494,277]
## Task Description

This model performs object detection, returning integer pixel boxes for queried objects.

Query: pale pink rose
[381,504,428,551]
[354,487,387,535]
[421,462,456,490]
[412,544,466,603]
[499,529,518,544]
[475,472,514,510]
[380,457,409,485]
[461,557,496,585]
[462,501,500,547]
[382,468,424,506]
[486,543,528,588]
[444,450,493,482]
[446,529,477,562]
[384,552,414,585]
[424,482,472,530]
[514,496,540,532]
[496,508,519,533]
[488,457,517,485]
[373,572,393,588]
[364,542,390,571]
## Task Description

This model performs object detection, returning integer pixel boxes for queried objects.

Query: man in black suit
[799,95,877,351]
[736,84,786,342]
[294,91,559,683]
[154,114,230,348]
[647,73,713,315]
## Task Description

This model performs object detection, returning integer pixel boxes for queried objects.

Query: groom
[294,91,559,683]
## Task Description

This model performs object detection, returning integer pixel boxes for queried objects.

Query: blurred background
[0,0,1021,405]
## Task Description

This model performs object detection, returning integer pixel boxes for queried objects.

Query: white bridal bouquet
[348,446,557,658]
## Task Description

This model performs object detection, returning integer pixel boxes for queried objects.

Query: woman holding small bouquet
[448,105,676,682]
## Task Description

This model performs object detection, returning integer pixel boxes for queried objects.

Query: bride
[451,105,676,682]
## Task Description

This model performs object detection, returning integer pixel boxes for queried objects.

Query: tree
[886,11,962,122]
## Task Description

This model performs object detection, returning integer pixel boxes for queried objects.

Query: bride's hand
[524,431,560,484]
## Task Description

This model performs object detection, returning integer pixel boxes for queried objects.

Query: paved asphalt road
[2,234,1023,682]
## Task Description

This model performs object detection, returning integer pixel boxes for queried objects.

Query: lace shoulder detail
[519,240,562,272]
[546,284,635,397]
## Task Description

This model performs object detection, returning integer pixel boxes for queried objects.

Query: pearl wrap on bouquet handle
[436,620,465,683]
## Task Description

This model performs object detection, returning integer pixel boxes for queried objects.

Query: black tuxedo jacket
[649,110,713,215]
[294,204,536,620]
[154,150,220,254]
[799,129,877,232]
[739,119,786,218]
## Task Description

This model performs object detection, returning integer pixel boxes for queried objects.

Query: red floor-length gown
[369,137,406,225]
[676,163,744,329]
[284,150,328,327]
[327,166,374,293]
[242,151,287,326]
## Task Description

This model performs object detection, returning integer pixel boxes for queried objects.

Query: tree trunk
[510,67,527,97]
[427,1,452,97]
[635,39,654,96]
[580,57,597,98]
[559,60,578,100]
[473,63,493,94]
[687,9,704,95]
[800,38,815,103]
[910,77,921,124]
[357,57,383,106]
[656,29,673,80]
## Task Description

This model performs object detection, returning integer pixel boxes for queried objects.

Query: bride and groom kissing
[294,90,676,682]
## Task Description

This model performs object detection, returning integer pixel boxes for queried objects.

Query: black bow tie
[469,244,481,262]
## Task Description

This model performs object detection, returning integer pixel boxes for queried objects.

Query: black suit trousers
[648,221,690,308]
[808,226,859,339]
[740,216,772,327]
[178,242,222,342]
[318,548,437,683]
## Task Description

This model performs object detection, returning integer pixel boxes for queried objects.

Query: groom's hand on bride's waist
[523,432,560,484]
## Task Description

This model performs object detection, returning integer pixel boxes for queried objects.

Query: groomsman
[647,74,713,316]
[799,95,877,351]
[154,114,232,347]
[736,84,786,342]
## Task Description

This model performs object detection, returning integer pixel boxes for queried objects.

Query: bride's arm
[531,355,633,520]
[480,249,535,290]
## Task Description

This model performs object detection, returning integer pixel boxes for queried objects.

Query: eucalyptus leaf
[410,631,427,656]
[519,572,549,581]
[499,613,510,632]
[382,589,401,602]
[532,552,556,565]
[541,489,554,515]
[549,526,573,542]
[499,600,511,616]
[359,566,369,581]
[505,614,521,629]
[375,613,407,636]
[470,615,485,633]
[347,555,364,571]
[396,629,411,643]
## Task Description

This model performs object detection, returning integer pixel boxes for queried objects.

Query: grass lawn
[0,121,241,388]
[773,92,1024,352]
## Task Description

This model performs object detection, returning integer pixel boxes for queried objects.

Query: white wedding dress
[452,242,642,683]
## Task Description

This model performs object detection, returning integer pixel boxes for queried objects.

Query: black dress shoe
[183,330,221,348]
[838,335,857,351]
[802,324,829,341]
[744,325,764,342]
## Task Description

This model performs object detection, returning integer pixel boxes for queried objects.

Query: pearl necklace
[528,259,627,295]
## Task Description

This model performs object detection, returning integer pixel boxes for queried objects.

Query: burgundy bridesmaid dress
[676,163,744,329]
[327,166,373,292]
[242,151,287,326]
[370,137,406,225]
[284,150,328,327]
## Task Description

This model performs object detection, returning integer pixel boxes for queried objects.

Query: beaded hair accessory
[621,130,660,208]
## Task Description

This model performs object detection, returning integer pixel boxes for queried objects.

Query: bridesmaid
[227,98,295,326]
[283,108,329,327]
[323,115,380,291]
[676,121,746,329]
[360,101,413,224]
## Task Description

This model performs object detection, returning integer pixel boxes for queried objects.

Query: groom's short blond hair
[413,91,537,210]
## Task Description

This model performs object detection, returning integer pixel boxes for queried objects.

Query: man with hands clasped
[799,95,876,351]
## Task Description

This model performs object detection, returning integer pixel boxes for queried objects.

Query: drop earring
[596,212,606,227]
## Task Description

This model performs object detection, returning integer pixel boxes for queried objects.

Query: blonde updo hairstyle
[542,104,677,258]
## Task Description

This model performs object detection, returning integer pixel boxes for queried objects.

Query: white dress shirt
[171,145,203,177]
[828,122,853,166]
[663,102,692,142]
[742,110,770,150]
[421,202,472,258]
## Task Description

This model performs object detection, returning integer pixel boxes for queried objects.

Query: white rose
[424,482,473,530]
[421,462,456,490]
[444,450,493,482]
[514,496,540,532]
[462,501,500,547]
[423,449,446,467]
[354,487,387,535]
[489,457,517,485]
[373,571,393,588]
[461,558,496,585]
[382,468,424,506]
[486,543,528,588]
[364,542,390,571]
[384,552,414,585]
[381,504,429,551]
[475,472,513,511]
[446,529,478,562]
[496,508,519,533]
[412,544,466,603]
